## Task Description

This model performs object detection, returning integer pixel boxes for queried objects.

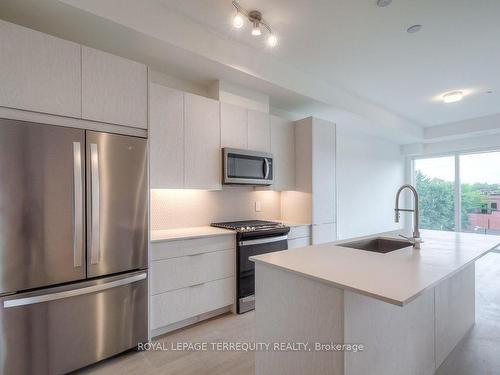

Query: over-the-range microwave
[223,148,273,185]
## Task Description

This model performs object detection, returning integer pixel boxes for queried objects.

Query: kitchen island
[250,230,500,375]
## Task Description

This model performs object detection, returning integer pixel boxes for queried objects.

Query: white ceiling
[1,0,498,140]
[157,0,500,127]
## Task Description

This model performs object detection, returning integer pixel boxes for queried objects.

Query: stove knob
[251,227,256,231]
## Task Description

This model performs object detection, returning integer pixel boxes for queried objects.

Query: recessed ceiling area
[158,0,500,127]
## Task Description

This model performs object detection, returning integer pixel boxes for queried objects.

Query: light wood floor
[75,310,255,375]
[76,253,500,375]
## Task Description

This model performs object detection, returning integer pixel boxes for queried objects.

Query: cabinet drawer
[152,235,235,261]
[151,277,235,329]
[288,225,311,240]
[288,237,311,250]
[151,249,235,294]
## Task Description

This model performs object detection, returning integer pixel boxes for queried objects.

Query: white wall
[149,70,208,97]
[336,126,405,239]
[208,80,270,113]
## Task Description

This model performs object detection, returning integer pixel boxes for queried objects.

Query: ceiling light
[267,34,278,47]
[251,23,261,36]
[443,91,464,103]
[407,24,423,33]
[233,13,244,28]
[377,0,392,7]
[231,1,277,47]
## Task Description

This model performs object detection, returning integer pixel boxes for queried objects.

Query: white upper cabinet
[248,109,271,152]
[149,84,184,188]
[270,115,296,191]
[0,20,81,117]
[184,93,221,190]
[82,46,147,129]
[220,102,247,149]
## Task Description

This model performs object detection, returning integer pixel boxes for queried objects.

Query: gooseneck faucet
[394,184,423,249]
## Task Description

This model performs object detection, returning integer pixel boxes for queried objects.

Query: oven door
[237,235,288,313]
[223,148,273,185]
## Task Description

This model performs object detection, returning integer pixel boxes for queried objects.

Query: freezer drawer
[0,271,148,375]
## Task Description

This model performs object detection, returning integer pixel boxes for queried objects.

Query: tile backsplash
[151,186,282,230]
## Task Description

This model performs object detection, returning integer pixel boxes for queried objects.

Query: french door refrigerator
[0,119,148,375]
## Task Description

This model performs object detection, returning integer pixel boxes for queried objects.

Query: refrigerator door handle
[72,142,83,268]
[90,143,100,265]
[3,273,147,308]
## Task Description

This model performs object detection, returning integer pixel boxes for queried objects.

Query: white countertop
[151,221,310,242]
[251,229,500,306]
[276,220,311,228]
[151,226,234,242]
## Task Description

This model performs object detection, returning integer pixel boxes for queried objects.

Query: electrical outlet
[255,201,262,212]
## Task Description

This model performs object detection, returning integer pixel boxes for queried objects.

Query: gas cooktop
[211,220,287,233]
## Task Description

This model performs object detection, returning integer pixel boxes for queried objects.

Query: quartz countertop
[151,226,234,242]
[276,220,311,227]
[151,220,310,242]
[251,229,500,306]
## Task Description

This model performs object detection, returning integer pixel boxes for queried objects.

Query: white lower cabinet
[151,249,235,294]
[312,223,337,245]
[152,277,235,330]
[151,235,236,333]
[288,237,311,249]
[288,225,312,249]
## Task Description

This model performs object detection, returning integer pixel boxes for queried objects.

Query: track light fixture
[232,0,277,47]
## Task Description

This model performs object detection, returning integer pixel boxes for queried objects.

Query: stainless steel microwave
[223,148,273,185]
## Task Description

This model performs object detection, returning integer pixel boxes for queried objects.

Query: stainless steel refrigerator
[0,119,148,374]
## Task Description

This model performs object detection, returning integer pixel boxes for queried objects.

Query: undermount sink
[337,237,412,254]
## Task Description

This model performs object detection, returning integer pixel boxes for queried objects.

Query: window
[413,150,500,235]
[460,151,500,235]
[414,156,455,231]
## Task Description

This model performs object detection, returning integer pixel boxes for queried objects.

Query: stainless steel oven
[237,233,288,313]
[211,220,290,313]
[223,148,273,185]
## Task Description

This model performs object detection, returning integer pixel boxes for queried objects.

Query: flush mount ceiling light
[232,0,277,47]
[443,91,464,103]
[407,24,423,33]
[377,0,393,7]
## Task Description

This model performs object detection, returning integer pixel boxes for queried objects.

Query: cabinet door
[271,116,295,191]
[184,93,221,190]
[149,84,184,188]
[221,102,247,149]
[312,223,337,245]
[0,20,81,117]
[82,46,147,129]
[248,109,270,152]
[312,119,336,224]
